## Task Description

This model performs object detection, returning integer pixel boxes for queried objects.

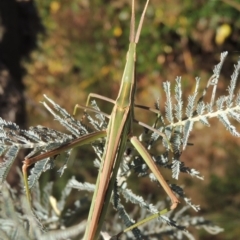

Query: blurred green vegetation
[23,0,240,239]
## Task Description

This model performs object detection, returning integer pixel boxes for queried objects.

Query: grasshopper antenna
[130,0,149,44]
[135,0,150,43]
[129,0,135,43]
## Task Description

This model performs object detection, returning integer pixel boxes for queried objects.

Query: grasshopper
[22,0,179,239]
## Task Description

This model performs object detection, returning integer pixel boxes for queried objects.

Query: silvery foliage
[0,51,239,239]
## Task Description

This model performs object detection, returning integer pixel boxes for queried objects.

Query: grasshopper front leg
[73,93,116,116]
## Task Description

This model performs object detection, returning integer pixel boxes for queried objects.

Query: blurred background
[1,0,240,239]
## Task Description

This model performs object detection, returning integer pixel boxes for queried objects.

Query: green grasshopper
[22,0,179,239]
